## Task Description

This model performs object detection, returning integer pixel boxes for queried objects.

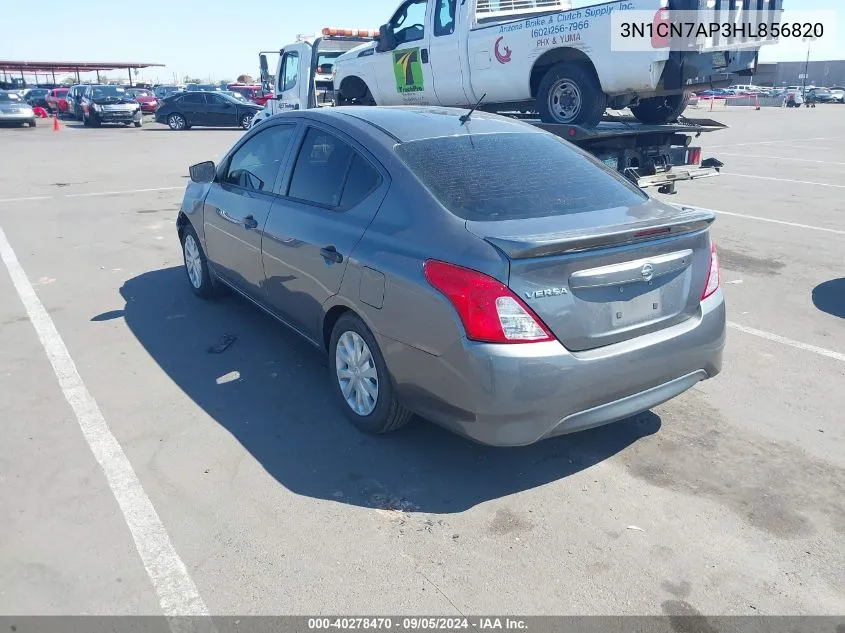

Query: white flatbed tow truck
[251,27,728,193]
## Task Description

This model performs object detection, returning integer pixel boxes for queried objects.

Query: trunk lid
[467,200,715,351]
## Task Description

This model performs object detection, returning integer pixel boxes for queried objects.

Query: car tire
[329,313,413,436]
[630,93,689,124]
[240,114,253,130]
[133,121,142,128]
[537,62,606,127]
[180,224,216,299]
[27,119,36,128]
[168,113,187,130]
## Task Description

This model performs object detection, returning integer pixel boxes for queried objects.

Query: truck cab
[250,29,377,128]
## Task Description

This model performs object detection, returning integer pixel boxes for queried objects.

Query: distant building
[752,60,845,87]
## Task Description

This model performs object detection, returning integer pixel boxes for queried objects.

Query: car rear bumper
[381,290,726,446]
[0,113,34,123]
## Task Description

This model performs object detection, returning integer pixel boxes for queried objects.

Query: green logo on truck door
[393,48,424,93]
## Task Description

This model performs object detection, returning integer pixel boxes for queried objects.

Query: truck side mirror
[259,54,269,85]
[376,24,395,52]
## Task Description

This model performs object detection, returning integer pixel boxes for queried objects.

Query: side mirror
[259,54,269,85]
[376,24,394,52]
[189,161,216,184]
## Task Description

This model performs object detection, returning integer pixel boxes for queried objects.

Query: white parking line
[0,185,184,204]
[717,153,845,166]
[728,322,845,364]
[722,173,845,188]
[673,204,845,235]
[708,136,845,148]
[0,226,212,624]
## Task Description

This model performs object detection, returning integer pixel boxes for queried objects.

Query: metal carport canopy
[0,60,164,73]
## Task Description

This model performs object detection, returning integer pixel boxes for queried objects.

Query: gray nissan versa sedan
[177,106,725,446]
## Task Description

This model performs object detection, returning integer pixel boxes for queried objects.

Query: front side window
[224,125,296,193]
[391,0,427,44]
[281,52,299,92]
[434,0,457,36]
[181,93,206,104]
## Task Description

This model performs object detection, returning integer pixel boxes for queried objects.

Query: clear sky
[3,0,843,84]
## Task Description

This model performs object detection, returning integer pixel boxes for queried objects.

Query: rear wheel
[168,113,187,130]
[630,93,689,124]
[329,313,412,436]
[537,62,606,127]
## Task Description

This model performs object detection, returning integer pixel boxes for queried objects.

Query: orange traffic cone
[53,116,60,132]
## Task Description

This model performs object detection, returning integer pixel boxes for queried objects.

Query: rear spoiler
[482,208,715,259]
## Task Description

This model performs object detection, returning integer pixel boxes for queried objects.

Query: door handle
[320,245,344,264]
[243,215,258,230]
[421,48,429,64]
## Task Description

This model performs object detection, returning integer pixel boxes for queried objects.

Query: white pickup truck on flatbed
[332,0,781,126]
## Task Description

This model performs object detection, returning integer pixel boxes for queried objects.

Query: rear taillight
[701,241,720,300]
[423,260,553,344]
[687,147,702,166]
[651,8,670,48]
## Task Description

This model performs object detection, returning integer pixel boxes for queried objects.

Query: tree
[60,76,76,86]
[236,74,254,84]
[183,75,202,84]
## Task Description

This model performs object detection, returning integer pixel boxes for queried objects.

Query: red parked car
[45,88,70,113]
[226,83,270,106]
[126,88,159,113]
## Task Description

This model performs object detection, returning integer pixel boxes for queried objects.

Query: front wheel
[537,62,606,127]
[181,225,216,299]
[329,314,412,436]
[133,121,142,128]
[240,114,253,130]
[630,94,689,124]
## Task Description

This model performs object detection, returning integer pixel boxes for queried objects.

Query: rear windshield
[395,132,647,221]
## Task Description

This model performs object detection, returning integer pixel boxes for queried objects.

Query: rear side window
[288,128,355,208]
[340,155,381,208]
[394,133,647,221]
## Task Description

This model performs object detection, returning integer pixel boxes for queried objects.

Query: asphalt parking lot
[1,106,843,617]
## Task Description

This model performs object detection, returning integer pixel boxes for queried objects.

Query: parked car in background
[67,85,87,119]
[226,83,271,106]
[126,88,159,113]
[805,87,835,103]
[177,106,725,446]
[185,83,221,92]
[24,88,50,109]
[155,91,261,130]
[153,85,183,100]
[0,91,36,127]
[829,88,845,103]
[80,85,142,127]
[45,88,70,113]
[697,89,735,98]
[221,90,249,103]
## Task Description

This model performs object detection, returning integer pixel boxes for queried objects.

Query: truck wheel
[630,94,689,124]
[537,63,606,127]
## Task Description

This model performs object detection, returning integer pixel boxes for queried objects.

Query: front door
[205,92,238,126]
[277,45,309,111]
[202,122,299,297]
[374,0,437,106]
[261,125,388,341]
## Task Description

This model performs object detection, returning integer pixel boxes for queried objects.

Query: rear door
[261,124,388,341]
[202,122,299,298]
[178,92,208,125]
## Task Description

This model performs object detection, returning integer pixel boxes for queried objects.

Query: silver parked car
[177,107,725,446]
[0,91,36,127]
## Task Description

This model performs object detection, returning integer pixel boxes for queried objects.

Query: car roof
[315,106,543,143]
